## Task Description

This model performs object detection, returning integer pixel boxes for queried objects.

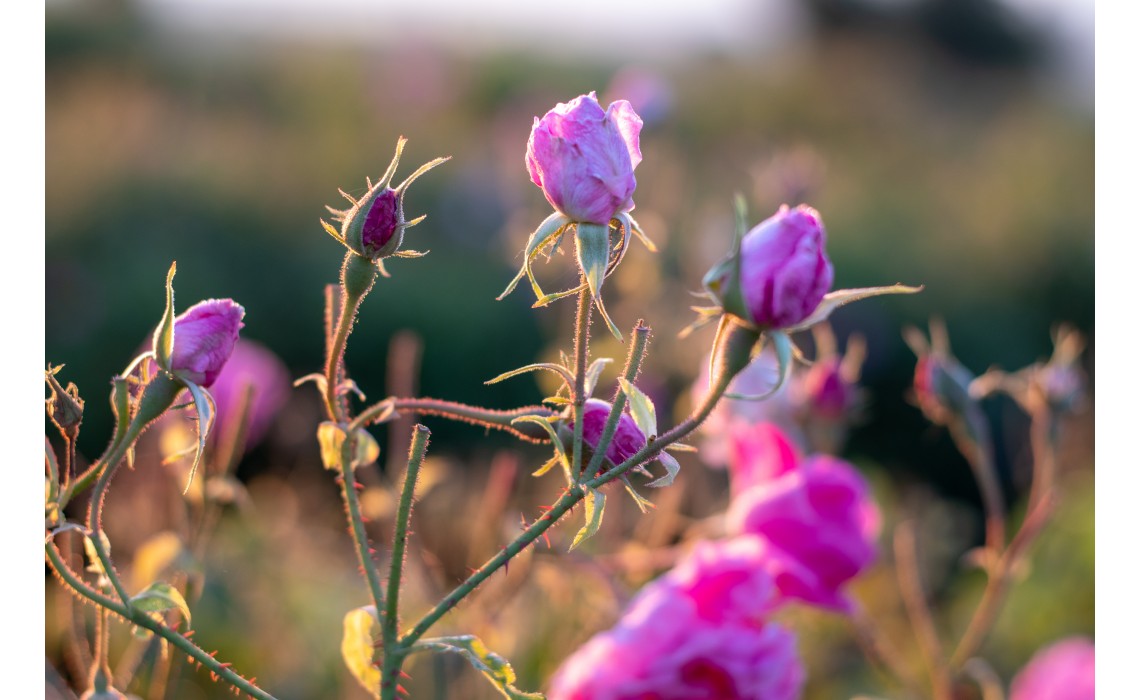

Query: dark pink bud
[1010,637,1095,700]
[572,398,647,473]
[799,357,853,419]
[361,188,402,256]
[168,299,245,388]
[525,92,643,225]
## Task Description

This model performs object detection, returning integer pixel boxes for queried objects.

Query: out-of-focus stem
[572,285,592,479]
[950,416,1006,561]
[380,426,431,700]
[894,522,952,700]
[46,541,278,700]
[848,604,927,699]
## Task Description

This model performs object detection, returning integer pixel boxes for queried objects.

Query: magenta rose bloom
[168,299,245,387]
[571,398,648,473]
[526,92,643,225]
[726,428,880,613]
[206,339,290,448]
[548,540,804,700]
[1010,637,1095,700]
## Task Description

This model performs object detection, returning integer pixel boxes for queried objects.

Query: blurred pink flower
[1010,637,1094,700]
[726,423,800,498]
[548,539,804,700]
[571,398,647,474]
[726,426,880,613]
[526,92,643,225]
[206,339,291,449]
[168,299,245,387]
[796,357,853,420]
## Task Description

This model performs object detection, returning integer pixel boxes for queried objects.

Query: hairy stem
[46,541,278,700]
[353,398,556,443]
[380,426,431,700]
[583,322,650,480]
[572,285,592,479]
[339,436,388,619]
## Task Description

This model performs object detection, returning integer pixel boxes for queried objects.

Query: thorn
[360,516,371,524]
[537,505,553,512]
[354,481,365,491]
[542,532,552,549]
[209,650,219,658]
[219,662,233,669]
[399,671,412,680]
[183,630,196,638]
[211,672,218,681]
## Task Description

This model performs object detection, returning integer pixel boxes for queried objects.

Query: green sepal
[583,358,613,399]
[512,416,571,484]
[411,635,544,700]
[83,530,113,577]
[109,377,132,449]
[620,476,656,513]
[486,363,574,389]
[575,222,623,340]
[498,212,570,301]
[646,451,681,488]
[321,218,345,244]
[181,380,216,495]
[569,487,605,551]
[618,212,657,253]
[723,330,794,401]
[341,605,381,699]
[617,378,657,438]
[152,262,178,371]
[531,456,560,478]
[130,582,192,626]
[784,284,924,333]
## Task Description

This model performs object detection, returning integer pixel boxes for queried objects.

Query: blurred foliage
[45,0,1092,697]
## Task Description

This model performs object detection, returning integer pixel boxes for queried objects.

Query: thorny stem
[45,541,278,700]
[326,291,363,422]
[398,339,735,648]
[340,435,388,619]
[380,426,431,700]
[86,421,147,608]
[353,397,555,443]
[572,284,592,479]
[894,522,953,700]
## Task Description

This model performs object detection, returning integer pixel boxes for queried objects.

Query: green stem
[399,349,735,648]
[339,437,388,619]
[582,322,650,480]
[86,420,146,608]
[571,285,592,480]
[380,426,431,700]
[46,541,278,700]
[326,297,362,422]
[352,398,555,443]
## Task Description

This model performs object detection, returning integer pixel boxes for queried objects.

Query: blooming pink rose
[206,339,290,448]
[526,92,643,225]
[726,429,879,612]
[1010,637,1095,700]
[571,398,648,473]
[726,423,801,498]
[738,205,833,329]
[548,542,804,700]
[168,299,245,387]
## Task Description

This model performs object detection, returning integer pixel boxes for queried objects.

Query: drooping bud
[322,138,449,264]
[45,365,84,437]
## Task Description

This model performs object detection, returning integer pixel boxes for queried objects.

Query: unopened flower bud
[45,366,84,436]
[913,353,975,427]
[568,398,647,474]
[704,204,834,330]
[168,299,245,388]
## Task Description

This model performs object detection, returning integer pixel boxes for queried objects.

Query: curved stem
[380,426,431,700]
[325,293,362,423]
[85,422,146,608]
[354,398,556,443]
[46,541,278,700]
[895,522,952,700]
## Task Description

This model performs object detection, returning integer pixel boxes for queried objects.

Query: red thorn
[542,532,552,549]
[399,671,412,680]
[211,672,219,681]
[355,481,365,491]
[183,630,196,638]
[397,685,408,695]
[209,650,219,658]
[360,516,371,524]
[537,505,553,512]
[219,662,233,669]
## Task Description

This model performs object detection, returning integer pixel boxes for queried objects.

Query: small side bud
[45,365,84,437]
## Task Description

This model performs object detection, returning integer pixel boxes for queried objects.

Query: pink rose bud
[1010,637,1095,700]
[913,353,975,427]
[360,187,401,256]
[727,430,880,612]
[568,398,647,474]
[704,204,834,330]
[205,339,290,449]
[548,543,804,700]
[168,299,245,388]
[526,92,643,225]
[798,357,853,419]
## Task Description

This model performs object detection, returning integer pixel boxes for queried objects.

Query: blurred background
[45,0,1093,697]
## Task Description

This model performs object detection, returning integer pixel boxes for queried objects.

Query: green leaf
[130,582,192,625]
[785,284,924,333]
[412,635,544,700]
[341,606,381,699]
[646,451,681,488]
[153,262,178,371]
[583,358,613,399]
[181,381,216,495]
[617,378,657,438]
[531,456,560,478]
[511,416,571,484]
[569,488,605,551]
[486,363,574,389]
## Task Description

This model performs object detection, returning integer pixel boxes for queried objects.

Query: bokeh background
[45,0,1093,697]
